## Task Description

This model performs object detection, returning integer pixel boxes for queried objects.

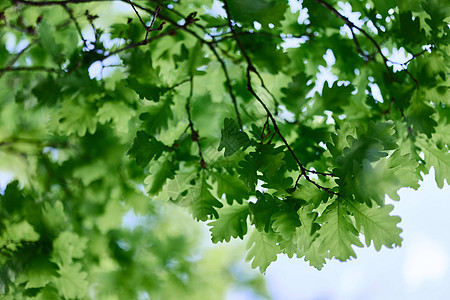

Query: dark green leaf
[249,192,283,232]
[218,118,252,157]
[127,131,169,167]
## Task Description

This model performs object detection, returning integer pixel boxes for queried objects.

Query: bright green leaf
[318,200,364,261]
[209,203,249,243]
[346,201,402,251]
[246,230,281,273]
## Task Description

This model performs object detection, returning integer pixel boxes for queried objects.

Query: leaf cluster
[0,1,449,297]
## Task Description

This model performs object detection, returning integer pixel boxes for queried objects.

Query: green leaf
[16,258,58,289]
[159,171,196,202]
[291,183,330,209]
[372,0,396,15]
[295,207,328,269]
[240,34,290,74]
[0,180,25,214]
[32,286,60,300]
[318,200,363,261]
[127,130,169,167]
[54,262,88,299]
[421,0,450,31]
[280,72,313,114]
[226,0,289,27]
[145,158,177,195]
[97,200,126,234]
[218,118,252,157]
[356,150,421,204]
[407,100,438,139]
[2,220,40,243]
[259,148,286,178]
[174,42,210,76]
[38,20,63,62]
[295,207,319,256]
[346,201,402,251]
[271,200,302,257]
[208,204,249,243]
[139,98,174,135]
[303,239,329,270]
[215,172,249,205]
[48,99,98,136]
[418,139,450,188]
[169,173,224,221]
[314,81,354,115]
[396,11,427,51]
[97,101,135,133]
[246,230,281,273]
[334,121,398,200]
[127,78,169,102]
[52,231,87,265]
[237,144,287,192]
[271,201,301,241]
[188,177,224,221]
[249,192,283,232]
[32,76,61,105]
[237,153,259,191]
[42,201,68,234]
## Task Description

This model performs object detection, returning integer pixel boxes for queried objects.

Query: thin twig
[128,1,163,41]
[186,76,207,169]
[314,0,393,78]
[385,47,434,86]
[62,4,88,48]
[349,27,370,61]
[0,66,60,73]
[212,30,312,43]
[103,29,174,58]
[84,10,100,44]
[0,42,38,78]
[208,45,243,130]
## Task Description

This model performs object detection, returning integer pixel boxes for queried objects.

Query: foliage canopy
[0,0,449,298]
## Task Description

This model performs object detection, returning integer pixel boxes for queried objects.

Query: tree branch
[127,1,164,41]
[314,0,393,78]
[222,0,336,193]
[62,3,88,48]
[0,43,35,78]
